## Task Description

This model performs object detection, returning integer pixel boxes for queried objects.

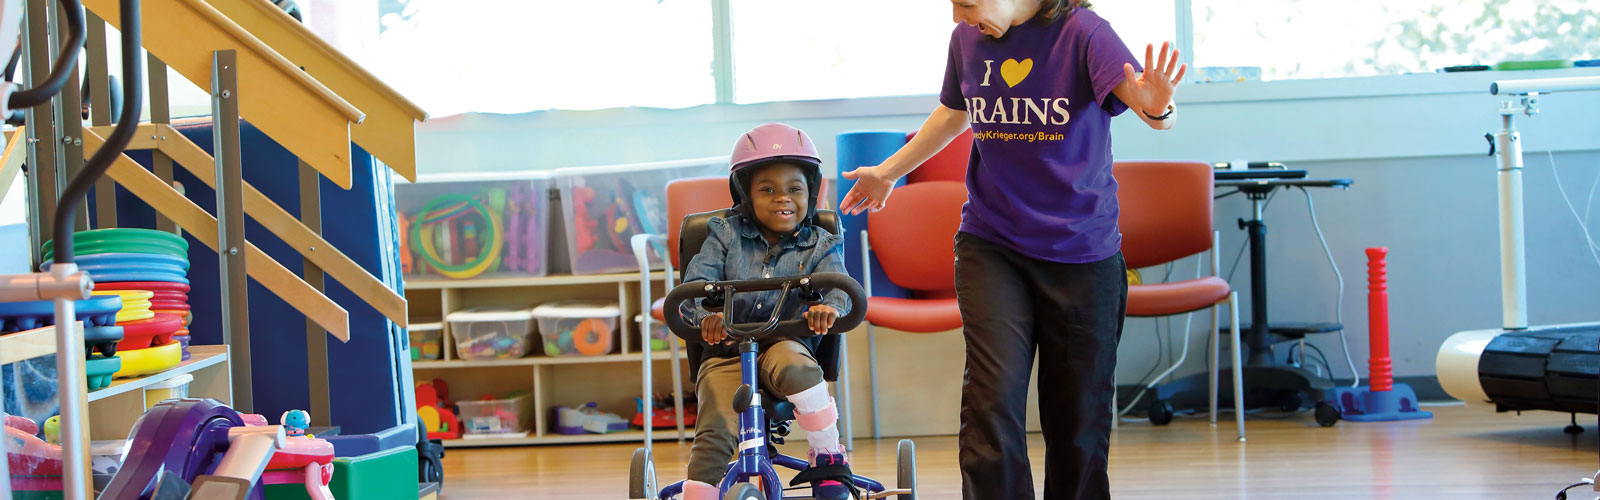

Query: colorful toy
[457,395,524,435]
[399,211,415,274]
[0,294,121,332]
[631,394,697,429]
[114,313,183,350]
[281,409,312,437]
[411,193,504,279]
[534,302,619,357]
[414,381,460,440]
[7,422,64,494]
[572,318,611,356]
[85,355,121,391]
[111,340,181,378]
[505,183,545,274]
[41,416,59,445]
[1317,248,1433,425]
[572,186,600,251]
[42,228,190,261]
[555,403,628,435]
[84,325,124,357]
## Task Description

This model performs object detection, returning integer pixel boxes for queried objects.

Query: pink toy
[240,413,270,426]
[262,436,336,500]
[5,415,39,435]
[6,425,63,492]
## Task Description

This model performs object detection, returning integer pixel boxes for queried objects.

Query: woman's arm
[839,104,969,215]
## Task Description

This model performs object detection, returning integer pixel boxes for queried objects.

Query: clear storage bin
[456,393,533,436]
[446,307,536,361]
[532,301,620,357]
[408,321,444,361]
[553,157,725,274]
[396,171,552,281]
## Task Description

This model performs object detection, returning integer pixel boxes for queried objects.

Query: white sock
[806,424,844,456]
[788,381,831,414]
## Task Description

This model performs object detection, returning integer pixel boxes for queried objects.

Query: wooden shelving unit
[408,271,692,447]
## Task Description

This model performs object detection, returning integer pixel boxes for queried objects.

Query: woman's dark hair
[1037,0,1091,22]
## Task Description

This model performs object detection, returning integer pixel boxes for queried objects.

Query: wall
[412,67,1600,436]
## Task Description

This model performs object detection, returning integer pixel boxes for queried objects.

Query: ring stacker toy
[412,193,505,279]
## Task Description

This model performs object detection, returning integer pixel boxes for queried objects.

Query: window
[1192,0,1600,81]
[728,0,952,104]
[1087,1,1177,67]
[728,1,1176,105]
[365,0,714,116]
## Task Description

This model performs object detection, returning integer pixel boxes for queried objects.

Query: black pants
[954,232,1127,500]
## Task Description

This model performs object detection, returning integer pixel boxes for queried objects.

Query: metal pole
[300,159,329,426]
[51,0,82,231]
[86,10,114,229]
[50,267,90,500]
[148,54,175,233]
[212,50,251,411]
[22,0,59,255]
[1494,106,1528,330]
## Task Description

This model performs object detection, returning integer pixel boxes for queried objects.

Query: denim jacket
[679,214,851,360]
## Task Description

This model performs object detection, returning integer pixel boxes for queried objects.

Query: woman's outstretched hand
[839,165,896,215]
[1122,41,1186,116]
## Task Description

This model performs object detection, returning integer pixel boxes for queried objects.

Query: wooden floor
[439,405,1598,499]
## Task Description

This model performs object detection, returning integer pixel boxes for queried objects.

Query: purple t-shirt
[939,9,1141,264]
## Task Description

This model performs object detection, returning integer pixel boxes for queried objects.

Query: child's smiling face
[748,162,809,242]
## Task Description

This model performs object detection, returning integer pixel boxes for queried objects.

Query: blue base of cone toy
[1324,383,1433,422]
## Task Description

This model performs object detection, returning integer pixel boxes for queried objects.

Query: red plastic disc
[116,313,183,350]
[94,281,190,293]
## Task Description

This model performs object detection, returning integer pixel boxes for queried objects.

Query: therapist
[838,1,1185,498]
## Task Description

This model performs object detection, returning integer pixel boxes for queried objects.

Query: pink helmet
[728,123,824,229]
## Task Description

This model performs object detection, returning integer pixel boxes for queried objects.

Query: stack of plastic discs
[44,229,191,376]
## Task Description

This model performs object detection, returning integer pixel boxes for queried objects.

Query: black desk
[1147,174,1354,420]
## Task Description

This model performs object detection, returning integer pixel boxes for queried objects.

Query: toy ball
[280,409,311,436]
[545,341,560,355]
[42,416,60,444]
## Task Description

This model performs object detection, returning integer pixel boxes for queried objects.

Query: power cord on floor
[1299,186,1361,389]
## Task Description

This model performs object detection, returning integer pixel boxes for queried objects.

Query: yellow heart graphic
[1000,58,1033,88]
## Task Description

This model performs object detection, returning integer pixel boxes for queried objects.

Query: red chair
[859,181,967,437]
[635,176,732,442]
[905,128,973,184]
[1116,161,1245,441]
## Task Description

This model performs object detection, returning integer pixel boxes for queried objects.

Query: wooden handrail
[83,0,363,189]
[83,128,351,341]
[154,125,408,327]
[205,0,428,181]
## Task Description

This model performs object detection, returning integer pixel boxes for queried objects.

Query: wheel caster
[1314,402,1341,427]
[1147,399,1174,426]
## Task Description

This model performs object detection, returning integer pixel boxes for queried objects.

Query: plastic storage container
[396,171,552,281]
[533,302,620,357]
[456,394,533,436]
[553,157,725,274]
[446,307,536,361]
[408,321,444,361]
[144,373,193,410]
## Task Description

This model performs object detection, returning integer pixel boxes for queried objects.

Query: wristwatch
[1143,104,1176,120]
